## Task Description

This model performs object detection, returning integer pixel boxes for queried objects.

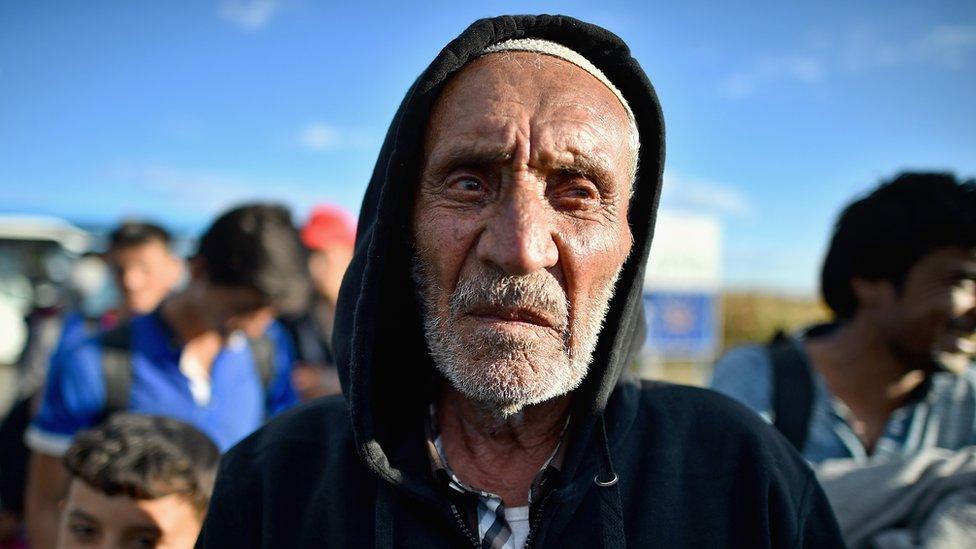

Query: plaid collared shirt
[425,404,566,549]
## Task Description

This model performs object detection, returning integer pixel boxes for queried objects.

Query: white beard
[413,259,621,418]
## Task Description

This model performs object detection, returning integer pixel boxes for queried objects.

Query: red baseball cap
[301,205,356,251]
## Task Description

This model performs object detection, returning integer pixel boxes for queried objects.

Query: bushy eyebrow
[424,142,620,193]
[549,153,618,192]
[126,525,163,537]
[67,509,97,522]
[424,143,512,178]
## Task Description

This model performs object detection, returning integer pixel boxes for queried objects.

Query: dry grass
[721,291,830,352]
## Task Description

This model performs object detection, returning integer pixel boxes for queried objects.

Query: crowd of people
[0,13,973,549]
[0,203,356,547]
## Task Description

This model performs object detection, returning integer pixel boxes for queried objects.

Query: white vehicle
[0,214,92,314]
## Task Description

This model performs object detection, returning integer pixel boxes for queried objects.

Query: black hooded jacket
[198,15,844,548]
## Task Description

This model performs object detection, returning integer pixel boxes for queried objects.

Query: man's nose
[476,186,558,275]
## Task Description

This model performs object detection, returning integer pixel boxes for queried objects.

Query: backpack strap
[247,333,277,394]
[768,330,815,453]
[98,321,134,417]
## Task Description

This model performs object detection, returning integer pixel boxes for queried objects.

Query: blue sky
[2,1,974,295]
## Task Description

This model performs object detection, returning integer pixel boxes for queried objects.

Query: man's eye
[551,180,600,207]
[450,177,483,192]
[130,535,160,549]
[69,522,98,540]
[566,186,596,199]
[445,177,487,202]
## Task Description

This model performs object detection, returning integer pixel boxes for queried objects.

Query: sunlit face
[412,52,637,416]
[58,480,202,549]
[108,241,183,315]
[875,246,976,373]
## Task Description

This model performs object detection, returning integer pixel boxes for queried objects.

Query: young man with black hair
[59,413,219,549]
[711,173,976,544]
[25,203,308,548]
[106,221,184,318]
[51,222,184,367]
[712,172,976,463]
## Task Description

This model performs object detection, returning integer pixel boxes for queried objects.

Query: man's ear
[851,277,896,310]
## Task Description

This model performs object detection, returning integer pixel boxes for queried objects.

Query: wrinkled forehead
[425,51,635,151]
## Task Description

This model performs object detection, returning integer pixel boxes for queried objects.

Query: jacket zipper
[450,503,480,548]
[522,491,554,549]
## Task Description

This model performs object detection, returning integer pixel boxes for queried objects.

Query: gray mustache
[449,271,569,331]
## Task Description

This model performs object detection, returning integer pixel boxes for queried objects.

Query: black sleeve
[793,473,847,549]
[195,447,262,549]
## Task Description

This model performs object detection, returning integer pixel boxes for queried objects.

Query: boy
[59,414,219,548]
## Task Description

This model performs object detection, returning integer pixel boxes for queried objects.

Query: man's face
[186,273,273,338]
[59,479,202,549]
[876,246,976,373]
[308,245,353,304]
[412,53,636,415]
[207,286,274,338]
[108,241,182,315]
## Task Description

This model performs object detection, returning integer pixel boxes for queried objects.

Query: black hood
[332,14,664,496]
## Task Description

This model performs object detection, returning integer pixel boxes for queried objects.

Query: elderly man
[199,15,843,548]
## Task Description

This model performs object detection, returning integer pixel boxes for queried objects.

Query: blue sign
[642,292,718,360]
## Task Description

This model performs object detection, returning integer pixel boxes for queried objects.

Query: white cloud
[720,54,826,99]
[660,172,755,218]
[295,122,379,152]
[919,25,976,69]
[299,122,342,151]
[721,24,976,98]
[217,0,278,31]
[838,25,976,71]
[839,28,906,71]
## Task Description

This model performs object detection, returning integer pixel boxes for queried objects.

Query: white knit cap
[481,38,636,126]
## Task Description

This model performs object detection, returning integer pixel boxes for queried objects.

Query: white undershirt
[177,330,248,406]
[178,353,212,406]
[505,506,531,549]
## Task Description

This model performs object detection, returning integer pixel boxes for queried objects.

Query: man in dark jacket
[198,15,844,548]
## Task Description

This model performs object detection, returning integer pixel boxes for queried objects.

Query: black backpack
[98,322,278,417]
[767,330,815,453]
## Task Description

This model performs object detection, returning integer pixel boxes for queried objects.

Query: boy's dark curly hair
[63,414,220,516]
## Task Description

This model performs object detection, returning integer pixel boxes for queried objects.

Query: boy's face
[59,480,202,549]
